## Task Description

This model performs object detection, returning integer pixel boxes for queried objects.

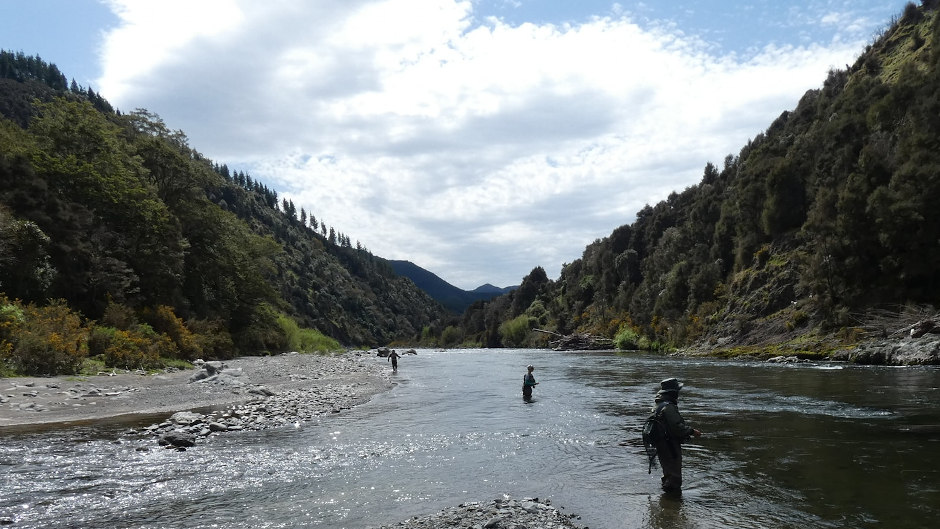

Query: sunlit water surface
[1,349,938,529]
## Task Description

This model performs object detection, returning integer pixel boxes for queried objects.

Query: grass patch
[78,356,108,375]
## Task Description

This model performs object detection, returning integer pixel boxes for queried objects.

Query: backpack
[641,403,670,474]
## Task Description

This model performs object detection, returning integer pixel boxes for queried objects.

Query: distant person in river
[522,365,538,401]
[388,350,400,371]
[650,377,701,494]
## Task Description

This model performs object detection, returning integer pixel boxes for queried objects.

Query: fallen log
[547,332,614,351]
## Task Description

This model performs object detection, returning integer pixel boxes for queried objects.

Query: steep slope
[0,51,451,351]
[459,2,940,358]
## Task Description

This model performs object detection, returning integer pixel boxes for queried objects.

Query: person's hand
[692,429,702,437]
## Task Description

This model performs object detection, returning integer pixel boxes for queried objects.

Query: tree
[0,206,55,300]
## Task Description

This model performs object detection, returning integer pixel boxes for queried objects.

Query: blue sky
[0,0,913,289]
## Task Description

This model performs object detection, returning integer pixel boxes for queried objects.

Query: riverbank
[0,351,392,432]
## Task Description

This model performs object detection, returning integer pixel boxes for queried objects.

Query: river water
[1,349,938,529]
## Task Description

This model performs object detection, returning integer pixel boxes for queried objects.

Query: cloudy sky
[0,0,911,290]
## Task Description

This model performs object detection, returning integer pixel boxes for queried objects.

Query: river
[1,349,938,529]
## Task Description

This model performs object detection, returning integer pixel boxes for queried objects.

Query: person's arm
[662,404,699,441]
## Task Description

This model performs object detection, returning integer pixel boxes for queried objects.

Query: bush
[87,325,118,357]
[499,315,531,347]
[278,314,341,353]
[296,328,341,353]
[140,305,201,360]
[100,299,138,330]
[277,313,302,351]
[103,328,162,370]
[0,295,25,359]
[7,300,87,375]
[234,303,287,354]
[187,318,235,360]
[614,326,640,350]
[440,325,463,347]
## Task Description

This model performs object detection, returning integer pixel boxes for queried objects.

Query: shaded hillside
[459,2,940,357]
[0,49,451,359]
[389,260,514,314]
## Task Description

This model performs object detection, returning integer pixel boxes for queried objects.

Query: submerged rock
[158,430,196,448]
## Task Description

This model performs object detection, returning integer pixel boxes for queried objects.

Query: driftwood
[534,329,614,351]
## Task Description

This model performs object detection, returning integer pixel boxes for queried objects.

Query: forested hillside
[0,50,450,374]
[456,2,940,356]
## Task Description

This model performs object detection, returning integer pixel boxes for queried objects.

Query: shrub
[100,299,138,330]
[614,326,640,350]
[440,325,463,347]
[296,328,341,353]
[140,305,202,360]
[234,303,287,354]
[0,295,25,359]
[277,313,341,353]
[87,325,118,358]
[8,300,87,375]
[499,315,531,347]
[103,328,161,370]
[187,318,235,360]
[277,313,302,351]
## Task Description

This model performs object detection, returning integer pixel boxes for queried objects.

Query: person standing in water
[522,365,538,401]
[651,377,701,494]
[388,350,401,371]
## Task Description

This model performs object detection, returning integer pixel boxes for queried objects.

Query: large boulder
[158,430,196,448]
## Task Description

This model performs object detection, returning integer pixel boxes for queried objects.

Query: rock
[367,497,583,529]
[766,355,807,364]
[484,516,502,528]
[169,411,205,426]
[158,430,196,448]
[204,361,225,376]
[910,319,940,338]
[845,335,940,365]
[248,386,275,397]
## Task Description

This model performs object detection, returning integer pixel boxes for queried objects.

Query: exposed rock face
[837,334,940,365]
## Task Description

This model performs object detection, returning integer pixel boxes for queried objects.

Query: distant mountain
[472,283,514,294]
[388,260,515,314]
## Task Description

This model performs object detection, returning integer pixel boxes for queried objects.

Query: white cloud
[97,0,876,289]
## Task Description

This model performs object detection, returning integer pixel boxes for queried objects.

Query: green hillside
[457,2,940,359]
[0,51,450,375]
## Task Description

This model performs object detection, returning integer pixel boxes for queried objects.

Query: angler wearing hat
[522,365,538,401]
[652,377,701,494]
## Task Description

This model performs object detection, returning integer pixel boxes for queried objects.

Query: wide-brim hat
[656,377,683,395]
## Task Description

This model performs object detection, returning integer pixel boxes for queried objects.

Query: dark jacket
[654,396,695,443]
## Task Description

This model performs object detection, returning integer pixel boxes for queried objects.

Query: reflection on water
[1,350,938,529]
